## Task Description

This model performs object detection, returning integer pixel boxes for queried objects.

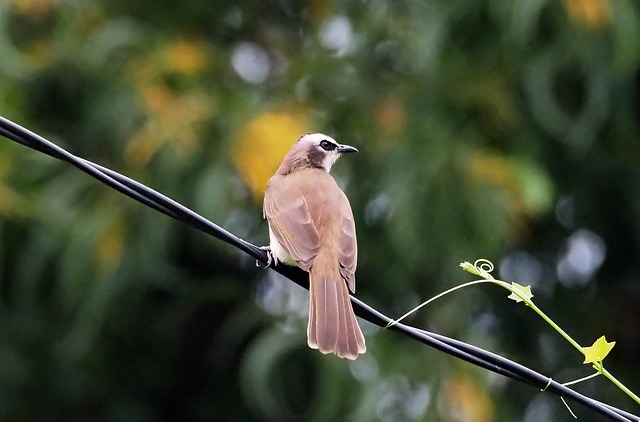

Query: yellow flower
[564,0,612,29]
[160,40,208,75]
[441,375,494,422]
[95,219,124,272]
[233,110,311,198]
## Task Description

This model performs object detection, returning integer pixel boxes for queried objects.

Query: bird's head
[287,133,358,173]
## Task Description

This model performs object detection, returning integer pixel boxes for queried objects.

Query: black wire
[0,120,262,259]
[0,115,637,422]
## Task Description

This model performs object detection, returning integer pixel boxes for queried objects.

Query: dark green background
[1,0,639,420]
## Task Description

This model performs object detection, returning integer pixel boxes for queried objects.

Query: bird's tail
[307,262,366,360]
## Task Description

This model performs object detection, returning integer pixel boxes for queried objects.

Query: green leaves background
[1,0,639,420]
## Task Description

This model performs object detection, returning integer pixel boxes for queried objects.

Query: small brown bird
[263,133,366,360]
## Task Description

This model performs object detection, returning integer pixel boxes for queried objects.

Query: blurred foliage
[0,0,639,420]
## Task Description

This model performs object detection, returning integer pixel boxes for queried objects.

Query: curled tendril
[474,259,494,275]
[459,259,495,279]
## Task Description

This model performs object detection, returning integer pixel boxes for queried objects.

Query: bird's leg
[257,245,274,268]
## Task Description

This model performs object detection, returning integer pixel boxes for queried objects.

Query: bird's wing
[337,198,358,293]
[264,176,320,270]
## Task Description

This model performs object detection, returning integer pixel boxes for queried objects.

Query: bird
[263,133,366,360]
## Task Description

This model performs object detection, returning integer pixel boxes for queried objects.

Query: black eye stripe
[320,140,336,151]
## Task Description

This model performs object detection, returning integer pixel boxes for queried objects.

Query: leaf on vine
[507,282,534,303]
[581,336,615,364]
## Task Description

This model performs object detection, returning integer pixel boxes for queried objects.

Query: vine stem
[386,280,493,328]
[493,280,583,352]
[468,257,640,407]
[599,366,640,405]
[461,261,639,407]
[491,279,640,405]
[563,372,600,387]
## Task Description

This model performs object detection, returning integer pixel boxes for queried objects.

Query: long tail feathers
[307,271,366,360]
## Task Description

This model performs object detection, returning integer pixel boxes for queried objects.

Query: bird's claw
[257,245,274,268]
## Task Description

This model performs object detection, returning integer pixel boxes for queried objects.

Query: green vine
[387,258,640,411]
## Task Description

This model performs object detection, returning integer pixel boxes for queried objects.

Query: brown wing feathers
[264,177,320,269]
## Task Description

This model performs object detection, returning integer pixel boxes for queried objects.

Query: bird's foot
[257,245,274,268]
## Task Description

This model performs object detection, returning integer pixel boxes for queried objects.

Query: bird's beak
[337,144,358,153]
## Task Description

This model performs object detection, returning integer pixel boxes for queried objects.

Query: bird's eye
[320,140,336,151]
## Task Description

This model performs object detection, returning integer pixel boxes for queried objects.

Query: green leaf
[581,336,616,365]
[507,282,534,303]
